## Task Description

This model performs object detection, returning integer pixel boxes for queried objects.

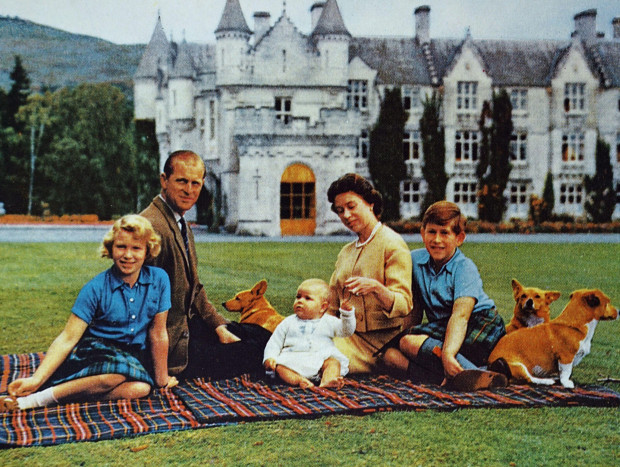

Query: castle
[133,0,620,235]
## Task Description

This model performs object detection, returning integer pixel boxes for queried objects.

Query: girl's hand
[441,354,464,379]
[8,377,41,397]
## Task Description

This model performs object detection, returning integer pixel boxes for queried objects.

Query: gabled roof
[215,0,251,35]
[134,17,170,79]
[312,0,350,37]
[586,42,620,88]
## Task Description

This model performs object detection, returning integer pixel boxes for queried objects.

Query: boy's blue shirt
[71,265,172,349]
[411,247,495,322]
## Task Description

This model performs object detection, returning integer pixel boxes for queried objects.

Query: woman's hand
[8,376,41,397]
[343,277,379,297]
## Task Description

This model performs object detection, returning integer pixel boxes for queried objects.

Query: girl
[0,215,177,412]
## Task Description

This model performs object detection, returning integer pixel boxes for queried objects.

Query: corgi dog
[222,280,285,333]
[506,279,560,333]
[489,289,618,388]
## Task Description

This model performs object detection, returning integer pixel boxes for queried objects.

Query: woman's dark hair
[327,173,383,217]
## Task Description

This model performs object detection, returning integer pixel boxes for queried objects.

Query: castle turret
[134,17,171,120]
[215,0,251,85]
[311,0,350,85]
[168,40,195,121]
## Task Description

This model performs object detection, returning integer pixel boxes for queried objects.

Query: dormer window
[275,97,292,125]
[456,81,478,112]
[347,80,368,111]
[564,83,585,113]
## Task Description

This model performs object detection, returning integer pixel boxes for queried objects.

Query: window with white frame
[562,132,585,162]
[347,80,368,110]
[508,182,529,207]
[357,130,369,159]
[563,83,586,113]
[401,180,422,205]
[510,131,527,163]
[403,131,422,162]
[510,89,528,112]
[456,81,478,112]
[275,97,292,125]
[455,131,479,162]
[452,181,478,204]
[402,86,421,111]
[559,182,583,205]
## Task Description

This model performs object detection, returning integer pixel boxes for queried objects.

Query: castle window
[510,131,527,163]
[564,83,586,113]
[455,130,479,162]
[209,101,216,140]
[275,97,292,125]
[508,182,529,206]
[456,81,478,112]
[401,180,421,205]
[347,80,368,110]
[282,49,286,73]
[452,181,477,204]
[510,89,528,111]
[357,130,369,158]
[616,181,620,203]
[616,132,620,163]
[403,131,422,162]
[559,182,583,205]
[562,132,584,162]
[402,86,421,111]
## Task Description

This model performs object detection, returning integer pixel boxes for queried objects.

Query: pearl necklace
[355,222,381,248]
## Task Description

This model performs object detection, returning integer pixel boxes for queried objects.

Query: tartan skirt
[407,307,506,366]
[43,336,154,388]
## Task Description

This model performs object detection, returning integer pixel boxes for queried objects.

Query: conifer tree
[584,137,615,223]
[368,87,408,221]
[420,92,447,215]
[4,55,31,130]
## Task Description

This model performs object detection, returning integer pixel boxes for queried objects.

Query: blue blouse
[71,265,171,349]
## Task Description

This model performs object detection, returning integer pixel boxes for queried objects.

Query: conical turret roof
[215,0,251,35]
[311,0,350,37]
[135,17,171,78]
[170,40,195,79]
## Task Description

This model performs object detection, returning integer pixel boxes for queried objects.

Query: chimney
[613,17,620,41]
[253,11,270,43]
[311,2,325,31]
[415,5,430,44]
[573,9,597,45]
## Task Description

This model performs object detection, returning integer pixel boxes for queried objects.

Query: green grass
[1,241,619,466]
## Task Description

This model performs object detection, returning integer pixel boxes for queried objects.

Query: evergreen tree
[419,92,447,215]
[134,119,160,212]
[477,89,513,222]
[368,87,408,221]
[4,55,31,130]
[541,171,555,222]
[584,137,615,223]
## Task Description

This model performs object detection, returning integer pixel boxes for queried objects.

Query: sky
[1,0,619,45]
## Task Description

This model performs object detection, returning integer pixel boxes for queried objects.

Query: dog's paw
[560,379,575,389]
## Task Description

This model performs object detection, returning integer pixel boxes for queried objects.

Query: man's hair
[327,173,383,217]
[162,150,206,178]
[422,201,466,234]
[101,214,162,261]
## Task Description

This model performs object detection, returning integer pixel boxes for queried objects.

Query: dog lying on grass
[222,280,285,333]
[506,279,560,333]
[489,289,618,388]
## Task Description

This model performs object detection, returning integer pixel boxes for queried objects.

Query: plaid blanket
[2,353,619,448]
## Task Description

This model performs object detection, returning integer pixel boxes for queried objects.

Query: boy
[263,279,355,389]
[384,201,507,390]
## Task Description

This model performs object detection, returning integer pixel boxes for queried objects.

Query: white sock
[17,387,58,410]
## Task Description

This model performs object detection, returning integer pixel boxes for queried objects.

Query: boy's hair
[162,150,206,179]
[327,173,383,218]
[422,201,466,234]
[101,214,162,261]
[299,278,330,303]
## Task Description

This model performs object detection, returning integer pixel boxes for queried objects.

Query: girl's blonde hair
[100,214,161,261]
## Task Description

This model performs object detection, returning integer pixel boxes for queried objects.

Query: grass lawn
[0,241,618,466]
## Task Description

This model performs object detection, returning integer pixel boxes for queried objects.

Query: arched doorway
[280,164,316,236]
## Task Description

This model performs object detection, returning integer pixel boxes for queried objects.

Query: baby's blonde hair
[299,278,330,304]
[100,214,161,261]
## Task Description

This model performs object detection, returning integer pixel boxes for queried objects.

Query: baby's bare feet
[320,376,344,390]
[299,378,315,389]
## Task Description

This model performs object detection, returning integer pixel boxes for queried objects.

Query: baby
[263,279,355,389]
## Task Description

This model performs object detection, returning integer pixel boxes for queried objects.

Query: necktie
[179,217,189,257]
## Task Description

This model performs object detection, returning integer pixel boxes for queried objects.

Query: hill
[0,15,144,91]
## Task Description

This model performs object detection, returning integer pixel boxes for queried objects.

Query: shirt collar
[109,265,152,289]
[417,248,462,274]
[158,194,182,223]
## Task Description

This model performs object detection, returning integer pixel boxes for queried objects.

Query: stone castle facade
[133,0,620,235]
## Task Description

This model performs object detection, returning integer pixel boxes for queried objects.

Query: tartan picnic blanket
[2,353,619,448]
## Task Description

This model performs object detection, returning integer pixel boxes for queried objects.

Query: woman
[327,173,413,373]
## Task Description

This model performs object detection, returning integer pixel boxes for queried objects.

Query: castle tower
[168,40,195,121]
[215,0,251,85]
[311,0,351,85]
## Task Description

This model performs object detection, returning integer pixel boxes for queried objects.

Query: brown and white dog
[489,289,618,388]
[506,279,560,333]
[222,280,285,333]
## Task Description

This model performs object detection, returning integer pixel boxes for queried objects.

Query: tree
[134,119,161,212]
[4,55,31,130]
[368,88,408,221]
[584,137,615,223]
[419,92,447,214]
[477,89,513,222]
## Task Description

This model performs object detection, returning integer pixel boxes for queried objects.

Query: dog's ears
[545,291,561,305]
[511,279,522,296]
[252,280,268,297]
[583,292,601,309]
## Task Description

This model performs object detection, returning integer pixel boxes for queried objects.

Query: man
[141,150,270,379]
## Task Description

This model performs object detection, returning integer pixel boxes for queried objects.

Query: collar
[158,194,182,223]
[417,248,462,274]
[109,265,152,290]
[355,222,382,248]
